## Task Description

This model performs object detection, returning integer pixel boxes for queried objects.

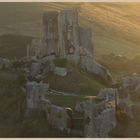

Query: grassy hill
[45,59,105,96]
[0,3,140,59]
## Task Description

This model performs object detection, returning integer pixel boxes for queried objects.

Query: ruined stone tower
[27,9,112,81]
[28,9,94,62]
[43,9,80,62]
[42,11,59,56]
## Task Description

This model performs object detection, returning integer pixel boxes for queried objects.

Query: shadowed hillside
[0,3,140,59]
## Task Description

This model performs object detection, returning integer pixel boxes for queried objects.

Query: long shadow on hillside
[0,34,33,59]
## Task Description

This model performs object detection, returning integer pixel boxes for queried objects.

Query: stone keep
[27,9,112,81]
[29,9,92,62]
[43,9,80,62]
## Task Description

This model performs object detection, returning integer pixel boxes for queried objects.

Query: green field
[46,94,97,109]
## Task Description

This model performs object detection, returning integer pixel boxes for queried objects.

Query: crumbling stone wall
[27,39,45,59]
[46,104,71,132]
[26,80,117,136]
[26,81,49,109]
[79,27,94,57]
[118,96,134,119]
[122,76,140,91]
[83,99,116,137]
[80,56,112,81]
[43,11,59,56]
[26,81,71,132]
[59,10,80,62]
[97,88,118,102]
[75,98,116,137]
[120,76,140,98]
[31,61,41,77]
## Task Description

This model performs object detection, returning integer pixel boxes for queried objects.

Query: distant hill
[0,34,33,59]
[0,3,140,59]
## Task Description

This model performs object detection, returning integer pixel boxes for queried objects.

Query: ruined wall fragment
[43,11,59,56]
[26,81,49,109]
[75,98,116,137]
[79,27,94,57]
[59,10,80,62]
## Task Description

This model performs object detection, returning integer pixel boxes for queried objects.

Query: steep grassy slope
[45,61,105,96]
[0,3,140,59]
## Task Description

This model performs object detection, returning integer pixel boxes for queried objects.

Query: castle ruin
[27,9,112,81]
[28,9,93,62]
